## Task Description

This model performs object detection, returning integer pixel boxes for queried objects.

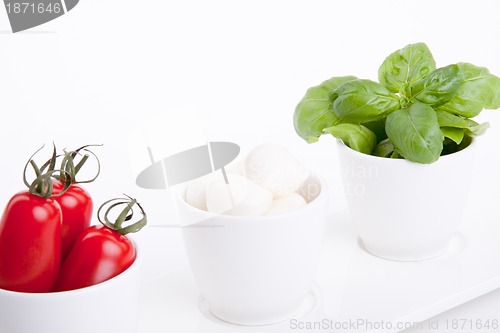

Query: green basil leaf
[441,127,465,145]
[410,64,464,107]
[436,109,472,128]
[362,119,388,142]
[386,103,444,164]
[438,63,500,117]
[378,42,436,95]
[390,150,402,159]
[332,79,400,123]
[373,138,395,157]
[324,123,377,155]
[466,122,490,136]
[435,110,490,136]
[486,79,500,109]
[293,76,357,143]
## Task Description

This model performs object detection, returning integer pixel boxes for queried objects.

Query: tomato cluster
[0,145,147,293]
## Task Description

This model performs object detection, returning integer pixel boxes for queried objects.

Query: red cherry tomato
[0,192,62,293]
[52,180,93,260]
[53,195,146,292]
[53,225,135,292]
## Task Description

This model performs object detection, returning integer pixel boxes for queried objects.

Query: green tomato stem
[97,195,147,235]
[23,145,72,198]
[40,144,102,184]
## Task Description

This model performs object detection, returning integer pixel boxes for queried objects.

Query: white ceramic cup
[177,175,328,326]
[337,138,477,261]
[0,245,143,333]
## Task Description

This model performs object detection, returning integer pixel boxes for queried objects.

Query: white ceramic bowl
[0,244,143,333]
[337,138,477,261]
[177,175,328,326]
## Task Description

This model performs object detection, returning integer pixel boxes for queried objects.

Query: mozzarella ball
[185,176,212,211]
[245,144,310,197]
[265,193,307,215]
[225,159,246,177]
[206,174,273,216]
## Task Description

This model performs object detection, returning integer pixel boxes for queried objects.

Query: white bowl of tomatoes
[0,244,143,333]
[0,146,147,333]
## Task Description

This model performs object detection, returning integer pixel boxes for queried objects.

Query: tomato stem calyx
[97,195,147,235]
[60,144,102,184]
[41,144,102,185]
[23,145,72,199]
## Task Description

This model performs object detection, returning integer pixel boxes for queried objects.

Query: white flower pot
[337,138,477,261]
[177,175,328,325]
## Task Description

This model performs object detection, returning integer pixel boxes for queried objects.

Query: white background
[1,0,500,332]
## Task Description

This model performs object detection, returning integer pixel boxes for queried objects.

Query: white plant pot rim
[336,137,477,165]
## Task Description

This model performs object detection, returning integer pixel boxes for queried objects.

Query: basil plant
[294,43,500,163]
